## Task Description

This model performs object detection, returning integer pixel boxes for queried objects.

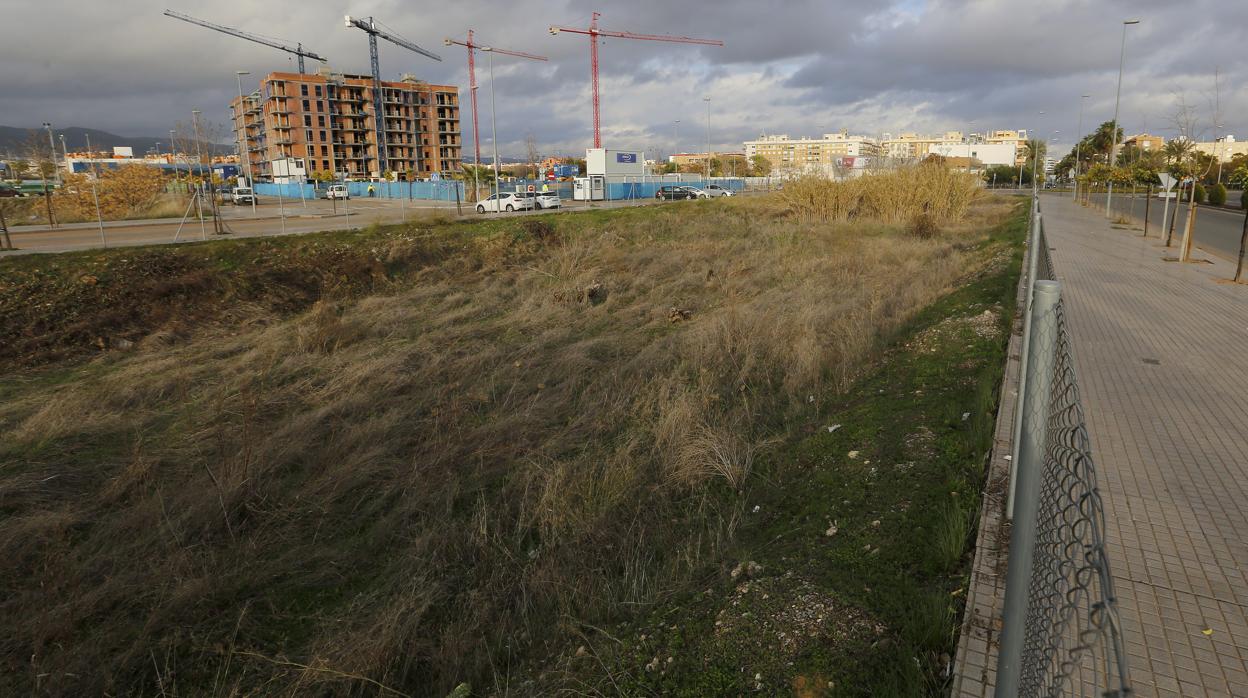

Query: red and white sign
[527,184,535,193]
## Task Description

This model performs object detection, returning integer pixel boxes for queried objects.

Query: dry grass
[780,163,981,225]
[0,195,1013,696]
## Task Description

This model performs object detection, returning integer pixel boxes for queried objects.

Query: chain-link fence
[995,198,1131,697]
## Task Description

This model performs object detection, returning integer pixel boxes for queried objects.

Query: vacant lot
[0,176,1023,696]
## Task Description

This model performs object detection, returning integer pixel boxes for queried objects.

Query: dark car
[655,185,698,201]
[0,184,19,198]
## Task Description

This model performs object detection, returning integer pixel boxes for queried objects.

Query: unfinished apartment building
[231,69,461,181]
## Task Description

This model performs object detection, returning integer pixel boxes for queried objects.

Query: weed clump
[908,212,939,240]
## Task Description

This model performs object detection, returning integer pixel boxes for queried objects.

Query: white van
[323,184,350,200]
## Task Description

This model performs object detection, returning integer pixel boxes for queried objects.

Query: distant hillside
[0,126,230,157]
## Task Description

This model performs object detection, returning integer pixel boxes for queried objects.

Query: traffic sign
[527,184,535,193]
[1158,173,1176,191]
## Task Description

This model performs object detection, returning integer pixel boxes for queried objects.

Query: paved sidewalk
[1038,194,1248,697]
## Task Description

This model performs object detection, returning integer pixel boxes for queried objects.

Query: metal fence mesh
[1007,221,1131,697]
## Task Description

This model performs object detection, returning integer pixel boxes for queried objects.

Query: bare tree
[1169,93,1214,262]
[24,131,57,227]
[525,134,540,179]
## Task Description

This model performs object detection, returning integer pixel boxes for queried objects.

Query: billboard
[615,152,637,164]
[113,146,134,158]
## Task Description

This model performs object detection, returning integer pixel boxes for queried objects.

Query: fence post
[1008,198,1042,519]
[995,279,1061,698]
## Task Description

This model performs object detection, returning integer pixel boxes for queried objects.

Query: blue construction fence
[482,177,746,201]
[252,177,744,203]
[252,180,465,202]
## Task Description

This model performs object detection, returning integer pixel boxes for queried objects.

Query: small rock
[871,519,881,528]
[847,450,860,459]
[114,338,135,350]
[752,505,761,514]
[962,412,971,421]
[826,424,841,433]
[825,522,839,537]
[575,645,588,657]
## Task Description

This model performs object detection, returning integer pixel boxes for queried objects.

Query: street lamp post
[1073,94,1090,200]
[1031,112,1045,195]
[236,70,257,217]
[703,97,711,180]
[1105,19,1140,217]
[83,132,107,247]
[673,119,680,175]
[484,47,501,206]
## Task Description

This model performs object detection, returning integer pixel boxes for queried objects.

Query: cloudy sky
[3,0,1246,159]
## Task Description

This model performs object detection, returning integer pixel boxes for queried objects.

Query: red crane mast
[549,12,723,148]
[445,32,548,171]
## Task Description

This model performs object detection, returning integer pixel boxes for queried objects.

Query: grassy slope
[544,204,1025,696]
[0,195,1023,697]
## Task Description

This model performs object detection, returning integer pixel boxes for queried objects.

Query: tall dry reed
[780,163,980,225]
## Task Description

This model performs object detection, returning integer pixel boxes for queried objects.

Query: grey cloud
[1,0,1245,159]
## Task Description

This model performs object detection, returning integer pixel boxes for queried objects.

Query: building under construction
[230,69,461,181]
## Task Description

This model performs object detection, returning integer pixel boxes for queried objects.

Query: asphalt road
[1069,191,1246,263]
[0,195,687,256]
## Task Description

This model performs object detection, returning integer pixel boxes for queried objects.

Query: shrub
[1209,182,1228,206]
[1194,183,1207,204]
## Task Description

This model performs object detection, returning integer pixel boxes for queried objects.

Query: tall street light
[235,70,257,216]
[673,119,680,174]
[482,47,501,205]
[703,96,711,179]
[1031,111,1044,195]
[1073,94,1090,200]
[1105,19,1140,217]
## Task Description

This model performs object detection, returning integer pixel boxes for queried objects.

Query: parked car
[655,185,700,201]
[231,187,256,205]
[0,183,20,198]
[701,184,735,198]
[476,192,533,213]
[322,184,350,200]
[522,191,562,210]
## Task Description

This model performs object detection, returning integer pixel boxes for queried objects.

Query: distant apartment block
[1191,135,1248,162]
[878,129,1029,166]
[668,151,745,167]
[1122,133,1164,153]
[231,69,461,181]
[744,132,880,176]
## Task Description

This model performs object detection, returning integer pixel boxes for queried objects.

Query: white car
[701,184,735,198]
[231,187,256,205]
[523,191,562,210]
[476,192,533,213]
[681,186,711,199]
[322,184,350,200]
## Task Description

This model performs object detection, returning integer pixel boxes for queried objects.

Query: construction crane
[444,31,547,176]
[345,15,441,176]
[163,10,326,74]
[549,12,723,148]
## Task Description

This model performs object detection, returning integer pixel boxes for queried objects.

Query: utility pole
[1105,19,1140,218]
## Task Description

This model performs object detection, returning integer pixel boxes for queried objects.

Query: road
[1076,191,1247,263]
[0,195,687,256]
